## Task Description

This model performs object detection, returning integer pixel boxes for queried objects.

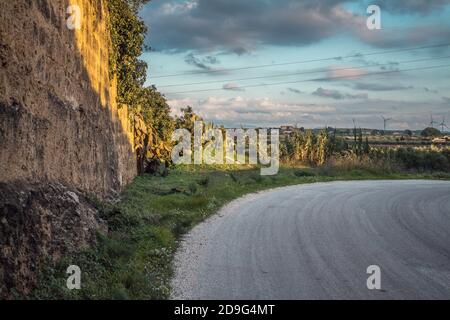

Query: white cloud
[167,96,335,126]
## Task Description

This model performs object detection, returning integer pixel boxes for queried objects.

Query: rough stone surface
[0,0,136,297]
[0,0,136,197]
[0,181,107,298]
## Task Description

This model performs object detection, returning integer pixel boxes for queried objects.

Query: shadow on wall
[0,0,136,198]
[0,0,137,297]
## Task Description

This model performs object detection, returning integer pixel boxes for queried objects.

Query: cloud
[352,82,413,91]
[167,96,335,126]
[367,0,450,14]
[313,87,368,100]
[443,97,450,103]
[354,25,450,49]
[287,87,303,94]
[222,83,245,91]
[326,66,368,80]
[166,95,448,129]
[424,87,439,93]
[142,0,359,53]
[142,0,450,53]
[350,55,400,70]
[184,53,220,70]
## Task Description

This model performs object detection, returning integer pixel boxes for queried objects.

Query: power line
[165,64,450,95]
[151,43,450,79]
[156,55,450,88]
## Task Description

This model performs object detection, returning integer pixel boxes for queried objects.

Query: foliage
[281,129,350,166]
[138,87,175,163]
[421,127,442,137]
[108,0,149,109]
[108,0,176,172]
[384,147,450,172]
[280,128,449,173]
[175,106,203,131]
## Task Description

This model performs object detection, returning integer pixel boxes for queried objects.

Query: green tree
[175,106,203,131]
[139,87,174,143]
[404,129,413,137]
[107,0,179,174]
[421,127,441,137]
[108,0,150,109]
[138,87,175,163]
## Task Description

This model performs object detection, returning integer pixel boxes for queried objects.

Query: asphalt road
[171,180,450,300]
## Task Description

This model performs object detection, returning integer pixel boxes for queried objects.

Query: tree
[364,137,370,155]
[175,106,203,131]
[421,127,441,138]
[139,86,174,144]
[108,0,150,110]
[138,86,175,164]
[108,0,179,174]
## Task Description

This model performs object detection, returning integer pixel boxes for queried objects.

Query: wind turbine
[439,116,448,132]
[429,113,437,128]
[381,116,392,132]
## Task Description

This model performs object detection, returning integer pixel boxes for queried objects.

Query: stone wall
[0,0,137,297]
[0,0,137,197]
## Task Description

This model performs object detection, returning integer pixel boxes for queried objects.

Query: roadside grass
[30,166,450,299]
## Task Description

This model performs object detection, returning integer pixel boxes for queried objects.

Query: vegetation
[108,0,175,173]
[280,128,450,172]
[421,127,442,137]
[108,0,149,109]
[175,106,203,131]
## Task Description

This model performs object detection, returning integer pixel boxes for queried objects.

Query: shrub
[294,170,315,177]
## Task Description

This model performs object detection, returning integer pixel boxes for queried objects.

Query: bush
[421,127,442,137]
[294,170,315,177]
[393,148,450,172]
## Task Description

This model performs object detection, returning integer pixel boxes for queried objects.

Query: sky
[139,0,450,130]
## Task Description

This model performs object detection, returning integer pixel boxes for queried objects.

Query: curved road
[171,180,450,300]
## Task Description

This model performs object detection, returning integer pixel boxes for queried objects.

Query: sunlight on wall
[69,0,135,147]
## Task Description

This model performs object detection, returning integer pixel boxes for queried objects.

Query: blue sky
[139,0,450,129]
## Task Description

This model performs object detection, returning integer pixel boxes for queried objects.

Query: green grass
[29,166,450,299]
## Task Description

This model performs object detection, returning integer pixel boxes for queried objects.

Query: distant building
[432,137,447,144]
[280,125,295,132]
